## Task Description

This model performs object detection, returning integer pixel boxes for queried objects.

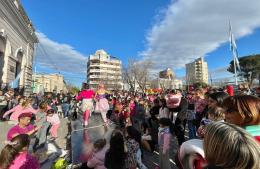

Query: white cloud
[142,0,260,71]
[35,32,87,75]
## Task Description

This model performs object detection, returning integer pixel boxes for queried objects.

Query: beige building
[186,57,208,85]
[151,68,183,89]
[159,68,175,80]
[32,74,67,93]
[87,49,122,90]
[0,0,38,95]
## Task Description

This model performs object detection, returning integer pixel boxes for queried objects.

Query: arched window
[15,50,23,78]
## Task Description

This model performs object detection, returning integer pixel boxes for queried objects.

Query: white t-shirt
[47,113,60,125]
[159,107,170,119]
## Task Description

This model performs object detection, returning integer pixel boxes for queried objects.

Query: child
[0,134,40,169]
[158,118,172,169]
[87,139,108,169]
[141,122,154,152]
[197,107,225,138]
[125,126,140,169]
[35,102,50,147]
[46,109,61,139]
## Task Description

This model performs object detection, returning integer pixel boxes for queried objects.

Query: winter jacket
[87,146,109,169]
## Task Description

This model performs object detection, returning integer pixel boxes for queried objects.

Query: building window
[10,66,15,73]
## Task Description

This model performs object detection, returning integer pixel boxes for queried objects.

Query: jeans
[187,120,196,139]
[62,103,70,117]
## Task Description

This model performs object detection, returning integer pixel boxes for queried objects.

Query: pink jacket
[3,105,37,122]
[77,90,95,101]
[9,151,40,169]
[87,146,108,169]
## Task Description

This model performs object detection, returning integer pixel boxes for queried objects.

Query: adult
[76,83,95,126]
[95,84,110,124]
[193,88,207,129]
[207,92,228,109]
[0,90,7,120]
[166,90,182,121]
[148,98,160,127]
[174,95,188,146]
[203,122,260,169]
[105,130,126,169]
[222,95,260,142]
[7,113,40,141]
[159,99,170,119]
[4,89,14,110]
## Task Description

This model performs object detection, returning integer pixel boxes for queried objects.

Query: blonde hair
[21,99,30,108]
[204,122,260,169]
[222,95,260,126]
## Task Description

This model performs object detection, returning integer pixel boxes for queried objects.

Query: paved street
[0,117,180,169]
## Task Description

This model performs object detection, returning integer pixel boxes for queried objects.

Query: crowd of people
[0,84,259,169]
[0,89,71,168]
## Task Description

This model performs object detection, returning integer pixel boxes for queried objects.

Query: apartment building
[87,50,122,90]
[186,57,208,85]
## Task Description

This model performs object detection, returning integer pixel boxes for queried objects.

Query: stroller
[175,139,206,169]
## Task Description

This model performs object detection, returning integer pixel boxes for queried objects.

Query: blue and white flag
[229,22,241,71]
[9,70,22,88]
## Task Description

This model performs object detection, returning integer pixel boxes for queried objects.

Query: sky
[21,0,260,86]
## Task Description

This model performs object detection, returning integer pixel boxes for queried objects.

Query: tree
[227,54,260,86]
[193,82,208,89]
[122,59,136,91]
[66,83,80,94]
[122,59,152,92]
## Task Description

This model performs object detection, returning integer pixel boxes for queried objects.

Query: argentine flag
[229,22,241,71]
[9,70,22,88]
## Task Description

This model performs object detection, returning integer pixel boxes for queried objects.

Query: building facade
[186,57,208,85]
[159,68,175,80]
[32,74,67,93]
[87,50,122,90]
[0,0,38,95]
[151,68,183,89]
[151,78,183,90]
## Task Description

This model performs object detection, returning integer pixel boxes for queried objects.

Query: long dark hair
[159,118,174,135]
[160,98,167,109]
[209,92,229,107]
[126,126,141,145]
[0,134,30,169]
[105,131,125,169]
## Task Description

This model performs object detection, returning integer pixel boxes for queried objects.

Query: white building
[32,74,67,93]
[0,0,38,95]
[87,49,122,90]
[151,68,183,89]
[151,78,183,90]
[186,57,208,85]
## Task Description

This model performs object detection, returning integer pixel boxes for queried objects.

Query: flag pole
[233,53,238,85]
[229,20,239,86]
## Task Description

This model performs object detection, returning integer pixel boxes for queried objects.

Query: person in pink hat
[7,113,40,141]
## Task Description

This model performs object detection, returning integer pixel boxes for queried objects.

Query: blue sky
[21,0,260,86]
